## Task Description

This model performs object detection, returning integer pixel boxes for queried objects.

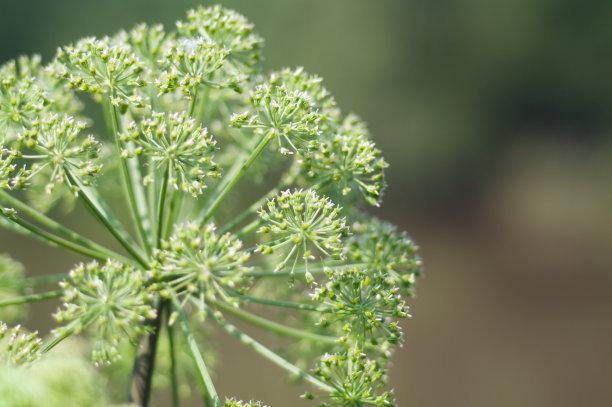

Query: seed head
[256,189,348,280]
[152,223,250,318]
[54,260,157,365]
[123,111,219,196]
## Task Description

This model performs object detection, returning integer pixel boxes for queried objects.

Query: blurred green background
[2,0,612,406]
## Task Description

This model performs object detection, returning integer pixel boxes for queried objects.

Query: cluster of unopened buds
[0,5,423,406]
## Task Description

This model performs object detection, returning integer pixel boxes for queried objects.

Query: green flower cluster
[256,189,348,280]
[53,37,146,110]
[122,111,219,196]
[54,260,156,365]
[0,322,42,365]
[152,223,250,317]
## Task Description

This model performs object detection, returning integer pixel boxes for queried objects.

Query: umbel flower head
[122,23,171,71]
[152,223,250,318]
[256,189,349,280]
[346,218,423,297]
[0,147,29,190]
[0,61,47,144]
[54,260,157,365]
[312,267,408,345]
[157,37,240,98]
[304,114,388,207]
[313,348,394,407]
[270,67,338,121]
[231,71,322,156]
[13,55,83,117]
[0,322,42,365]
[176,5,263,70]
[123,111,219,196]
[17,114,101,194]
[53,37,146,110]
[0,254,27,323]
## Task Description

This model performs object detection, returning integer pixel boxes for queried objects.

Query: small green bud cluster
[55,260,156,365]
[122,111,219,196]
[312,267,408,345]
[256,189,348,280]
[231,73,322,155]
[53,37,146,110]
[17,114,101,193]
[157,37,239,97]
[0,322,42,365]
[0,147,28,189]
[314,348,393,407]
[152,223,250,318]
[177,5,263,71]
[303,115,388,206]
[0,61,47,144]
[346,218,423,297]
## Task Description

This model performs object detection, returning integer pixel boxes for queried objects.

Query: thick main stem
[129,302,163,407]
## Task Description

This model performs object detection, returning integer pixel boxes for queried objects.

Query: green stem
[231,292,328,312]
[221,186,278,234]
[163,188,182,240]
[0,190,135,265]
[0,290,62,308]
[167,312,180,407]
[109,101,151,255]
[210,299,338,344]
[0,212,113,262]
[66,170,148,267]
[26,273,67,287]
[245,263,362,278]
[199,131,274,225]
[220,165,300,234]
[41,314,96,354]
[188,89,199,118]
[175,305,221,407]
[127,153,153,255]
[129,302,163,406]
[156,164,170,248]
[208,307,334,393]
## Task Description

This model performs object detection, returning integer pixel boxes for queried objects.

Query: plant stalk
[129,302,164,407]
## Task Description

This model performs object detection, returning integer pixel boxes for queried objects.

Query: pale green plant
[0,5,423,407]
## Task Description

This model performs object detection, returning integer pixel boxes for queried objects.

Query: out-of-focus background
[2,1,612,406]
